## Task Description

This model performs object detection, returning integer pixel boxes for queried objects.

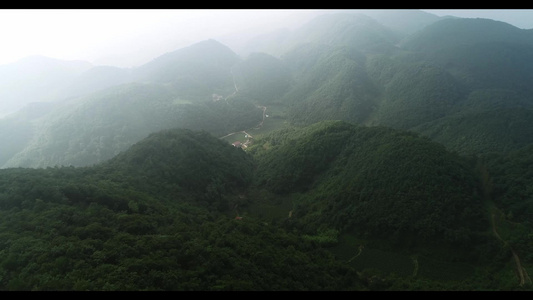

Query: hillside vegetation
[250,121,487,244]
[0,10,532,290]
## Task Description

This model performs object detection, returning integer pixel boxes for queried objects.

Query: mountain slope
[0,127,366,291]
[250,121,487,245]
[2,82,262,168]
[281,43,379,125]
[57,65,133,100]
[368,58,468,129]
[0,56,92,116]
[231,52,292,104]
[241,12,401,58]
[0,39,264,168]
[358,9,444,35]
[99,128,254,202]
[399,17,533,52]
[412,108,533,155]
[131,39,240,101]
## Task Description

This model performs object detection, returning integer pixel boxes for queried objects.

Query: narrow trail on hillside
[491,212,531,286]
[347,245,364,263]
[412,256,419,277]
[480,162,530,287]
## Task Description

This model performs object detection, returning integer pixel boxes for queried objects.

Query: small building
[232,141,242,148]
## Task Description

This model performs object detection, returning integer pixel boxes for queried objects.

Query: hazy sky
[1,9,532,68]
[0,9,316,68]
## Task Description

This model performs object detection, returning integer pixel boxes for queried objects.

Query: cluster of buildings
[231,132,252,149]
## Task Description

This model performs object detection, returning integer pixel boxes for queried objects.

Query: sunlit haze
[1,9,533,68]
[0,9,318,68]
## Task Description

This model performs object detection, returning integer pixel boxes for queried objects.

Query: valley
[0,10,531,290]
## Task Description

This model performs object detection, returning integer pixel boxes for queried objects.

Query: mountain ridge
[0,10,532,290]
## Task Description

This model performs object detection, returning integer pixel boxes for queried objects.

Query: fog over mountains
[0,9,533,290]
[3,9,533,166]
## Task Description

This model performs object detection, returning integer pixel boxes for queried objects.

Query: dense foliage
[281,43,379,125]
[0,11,532,291]
[0,128,367,290]
[250,121,487,245]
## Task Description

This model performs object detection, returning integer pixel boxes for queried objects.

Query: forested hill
[249,121,487,245]
[0,10,533,290]
[240,12,400,58]
[0,123,511,290]
[98,128,255,204]
[4,13,533,167]
[269,15,533,155]
[0,40,263,168]
[130,39,240,99]
[399,17,533,52]
[0,127,367,290]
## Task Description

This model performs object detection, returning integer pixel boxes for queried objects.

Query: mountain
[4,12,533,165]
[231,52,292,103]
[392,18,533,154]
[412,108,533,155]
[280,42,379,125]
[0,101,57,167]
[0,122,518,290]
[249,121,486,245]
[241,12,401,58]
[0,39,263,168]
[0,11,532,290]
[273,14,533,155]
[56,65,133,100]
[59,39,240,102]
[0,56,92,117]
[0,127,367,291]
[131,39,240,100]
[367,57,469,129]
[399,17,533,52]
[351,9,446,35]
[400,18,533,92]
[99,128,254,201]
[2,82,262,168]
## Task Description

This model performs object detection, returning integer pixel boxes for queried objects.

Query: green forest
[0,10,532,290]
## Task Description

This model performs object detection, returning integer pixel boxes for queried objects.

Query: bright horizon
[0,9,315,68]
[1,9,532,68]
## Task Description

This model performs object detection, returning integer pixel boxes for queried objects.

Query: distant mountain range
[0,9,533,290]
[1,9,533,165]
